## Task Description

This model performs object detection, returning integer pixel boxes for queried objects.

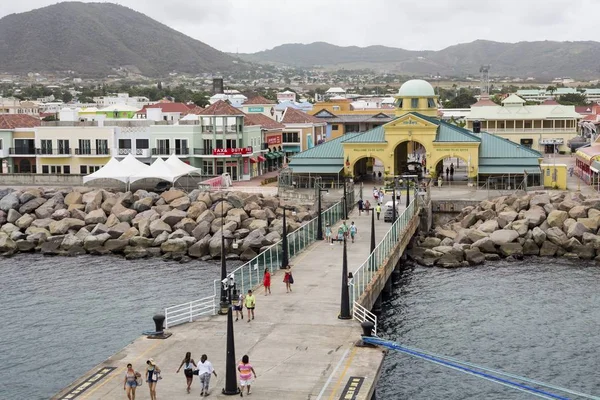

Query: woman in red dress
[283,265,293,293]
[263,268,271,296]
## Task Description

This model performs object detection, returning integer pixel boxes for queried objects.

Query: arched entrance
[433,155,470,181]
[353,156,385,183]
[19,159,31,173]
[393,140,427,176]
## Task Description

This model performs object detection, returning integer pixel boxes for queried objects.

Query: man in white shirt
[196,354,217,396]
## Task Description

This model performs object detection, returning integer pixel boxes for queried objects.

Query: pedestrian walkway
[54,207,399,400]
[233,170,279,187]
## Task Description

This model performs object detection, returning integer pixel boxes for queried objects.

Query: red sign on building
[212,146,253,156]
[267,135,282,145]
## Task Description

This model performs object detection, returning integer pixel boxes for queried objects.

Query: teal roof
[479,131,542,159]
[411,112,442,125]
[479,166,541,174]
[341,125,387,143]
[434,122,480,143]
[290,165,343,174]
[290,132,362,159]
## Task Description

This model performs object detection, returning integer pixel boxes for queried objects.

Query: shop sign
[267,136,282,145]
[248,107,264,113]
[539,138,564,145]
[435,148,469,152]
[351,148,385,152]
[212,147,253,156]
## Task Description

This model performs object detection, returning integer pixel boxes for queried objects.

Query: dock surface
[54,207,398,400]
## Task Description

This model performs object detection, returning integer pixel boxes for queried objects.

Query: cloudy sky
[2,0,596,53]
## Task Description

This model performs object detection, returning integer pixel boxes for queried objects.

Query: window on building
[332,106,340,111]
[89,165,101,173]
[203,139,213,153]
[80,165,88,174]
[156,139,170,155]
[118,139,131,149]
[427,98,436,108]
[0,139,3,150]
[58,140,70,155]
[50,165,62,174]
[216,139,223,149]
[136,139,149,149]
[202,160,214,175]
[216,160,224,175]
[411,98,419,108]
[42,165,49,174]
[63,165,70,174]
[40,139,52,155]
[282,132,299,143]
[96,139,108,155]
[175,139,188,155]
[79,139,91,155]
[226,139,237,149]
[332,125,339,131]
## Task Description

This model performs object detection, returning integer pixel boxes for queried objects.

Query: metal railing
[36,148,72,155]
[75,148,110,155]
[152,148,190,156]
[163,197,350,328]
[349,193,417,310]
[164,280,219,328]
[353,301,378,336]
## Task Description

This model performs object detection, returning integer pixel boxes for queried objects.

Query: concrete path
[54,207,398,400]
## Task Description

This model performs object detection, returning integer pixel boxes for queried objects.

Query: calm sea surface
[2,255,600,399]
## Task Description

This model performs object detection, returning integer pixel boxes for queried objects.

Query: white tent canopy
[120,153,150,176]
[83,157,128,184]
[129,158,180,183]
[165,154,202,176]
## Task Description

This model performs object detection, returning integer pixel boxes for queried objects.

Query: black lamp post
[406,177,411,206]
[219,193,238,315]
[316,185,329,240]
[222,276,240,396]
[392,186,397,223]
[339,236,351,319]
[343,179,349,220]
[280,205,295,269]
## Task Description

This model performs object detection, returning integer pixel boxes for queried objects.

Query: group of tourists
[324,220,358,244]
[444,162,455,180]
[123,353,257,398]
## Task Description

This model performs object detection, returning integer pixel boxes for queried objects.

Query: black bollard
[361,321,374,337]
[153,314,165,333]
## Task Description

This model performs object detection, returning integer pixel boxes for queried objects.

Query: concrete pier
[53,208,397,400]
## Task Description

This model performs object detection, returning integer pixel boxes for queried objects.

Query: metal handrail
[353,301,378,336]
[349,190,418,310]
[164,280,219,328]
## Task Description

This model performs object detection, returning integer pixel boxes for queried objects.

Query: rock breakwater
[0,187,318,262]
[410,191,600,267]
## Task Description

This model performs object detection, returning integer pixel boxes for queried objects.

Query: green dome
[398,79,435,97]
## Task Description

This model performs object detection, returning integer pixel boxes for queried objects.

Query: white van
[383,201,399,222]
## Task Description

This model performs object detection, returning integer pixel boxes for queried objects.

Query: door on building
[544,144,555,154]
[175,139,188,155]
[226,162,238,181]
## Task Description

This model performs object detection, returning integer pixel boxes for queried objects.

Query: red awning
[257,155,266,162]
[249,157,257,163]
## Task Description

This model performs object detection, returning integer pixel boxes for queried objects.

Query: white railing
[163,194,354,328]
[349,192,418,311]
[164,280,219,328]
[353,301,378,336]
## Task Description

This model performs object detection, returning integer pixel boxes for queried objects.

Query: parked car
[383,201,399,222]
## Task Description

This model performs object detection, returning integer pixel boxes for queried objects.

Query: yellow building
[35,127,114,175]
[541,163,567,190]
[290,80,544,188]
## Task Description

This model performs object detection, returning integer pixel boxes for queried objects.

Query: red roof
[244,113,285,130]
[244,96,275,105]
[576,106,594,114]
[0,114,41,129]
[195,100,244,116]
[138,102,193,114]
[471,98,498,107]
[541,99,560,105]
[281,107,324,124]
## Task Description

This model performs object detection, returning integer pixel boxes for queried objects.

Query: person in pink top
[237,354,257,397]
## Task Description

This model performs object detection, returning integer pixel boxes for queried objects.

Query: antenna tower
[479,65,491,98]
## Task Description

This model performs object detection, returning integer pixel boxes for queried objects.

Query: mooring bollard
[361,321,374,337]
[153,314,165,333]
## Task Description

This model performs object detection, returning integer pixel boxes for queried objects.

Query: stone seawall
[0,187,319,262]
[410,191,600,267]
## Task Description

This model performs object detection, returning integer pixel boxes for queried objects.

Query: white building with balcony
[466,94,582,154]
[92,93,152,109]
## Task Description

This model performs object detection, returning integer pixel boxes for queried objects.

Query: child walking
[263,268,271,296]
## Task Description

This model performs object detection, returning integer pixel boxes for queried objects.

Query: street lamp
[339,236,351,320]
[370,209,376,254]
[280,204,296,269]
[392,178,397,224]
[343,178,349,220]
[219,194,238,315]
[222,273,240,396]
[316,184,329,240]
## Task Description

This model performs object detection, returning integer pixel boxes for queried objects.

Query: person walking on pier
[146,359,161,400]
[235,291,244,321]
[337,224,344,244]
[375,203,381,220]
[364,200,371,215]
[350,221,358,243]
[197,354,217,397]
[325,223,332,244]
[176,352,197,393]
[445,167,449,180]
[245,289,256,321]
[450,163,454,180]
[263,268,271,296]
[283,265,294,293]
[123,363,139,400]
[357,198,364,215]
[238,355,257,397]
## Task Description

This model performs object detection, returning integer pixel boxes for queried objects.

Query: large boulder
[107,222,131,239]
[100,197,119,214]
[51,208,70,221]
[214,201,233,217]
[124,246,149,260]
[16,240,36,252]
[188,235,211,258]
[563,218,576,234]
[91,223,109,235]
[152,231,170,246]
[531,227,546,246]
[568,205,588,220]
[523,207,546,227]
[196,192,213,208]
[229,208,248,222]
[15,214,35,230]
[0,193,19,212]
[104,239,129,253]
[208,230,234,258]
[132,197,154,212]
[82,190,103,211]
[476,209,496,222]
[196,209,216,225]
[573,244,595,260]
[499,243,524,258]
[546,227,568,246]
[85,209,107,225]
[530,193,550,207]
[511,219,529,237]
[558,199,580,212]
[149,219,172,238]
[547,210,568,228]
[244,202,260,213]
[6,209,21,223]
[161,238,188,253]
[249,219,269,231]
[471,237,497,253]
[192,220,211,241]
[478,220,498,234]
[132,209,159,226]
[497,211,518,228]
[187,202,208,220]
[40,236,64,255]
[582,232,600,249]
[460,213,478,229]
[64,191,83,206]
[454,229,473,245]
[19,197,46,215]
[0,235,17,253]
[226,193,245,209]
[19,189,42,204]
[522,239,540,256]
[250,209,267,220]
[490,229,519,246]
[160,189,186,204]
[467,230,488,243]
[49,218,85,235]
[129,236,154,247]
[170,196,191,211]
[119,227,139,240]
[174,218,197,235]
[34,206,53,219]
[434,227,457,240]
[241,229,270,251]
[116,209,137,223]
[240,247,258,261]
[161,209,188,227]
[464,249,485,265]
[31,218,53,229]
[60,234,83,250]
[578,217,600,231]
[567,222,590,240]
[436,252,463,268]
[421,237,442,249]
